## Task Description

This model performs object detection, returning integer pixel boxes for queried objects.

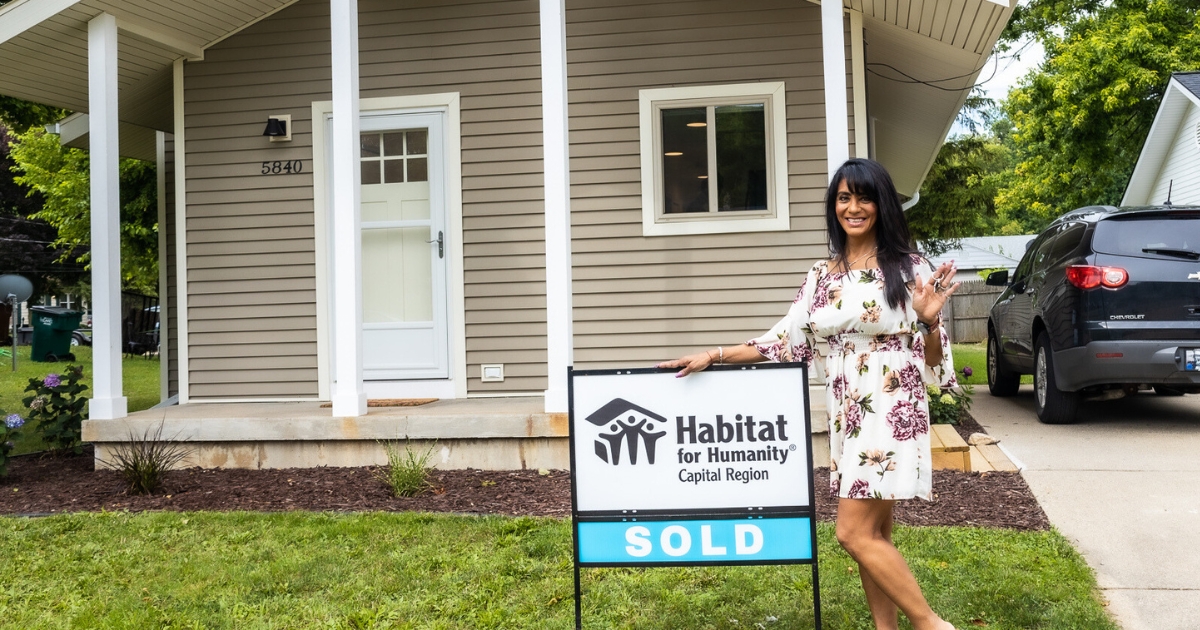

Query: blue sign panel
[577,517,812,565]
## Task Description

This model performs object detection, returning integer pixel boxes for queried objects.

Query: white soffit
[853,0,1014,196]
[843,0,1011,55]
[0,0,298,132]
[1121,79,1200,206]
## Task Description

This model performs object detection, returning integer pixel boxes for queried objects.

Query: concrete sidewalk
[971,386,1200,630]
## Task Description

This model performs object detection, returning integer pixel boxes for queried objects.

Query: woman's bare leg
[836,498,954,630]
[857,511,899,629]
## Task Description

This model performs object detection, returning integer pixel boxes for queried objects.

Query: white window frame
[639,82,790,237]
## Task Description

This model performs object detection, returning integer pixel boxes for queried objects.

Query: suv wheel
[987,331,1020,397]
[1034,333,1080,424]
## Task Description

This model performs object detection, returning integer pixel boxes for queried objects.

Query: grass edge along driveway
[0,512,1116,629]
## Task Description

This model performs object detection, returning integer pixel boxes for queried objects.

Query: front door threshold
[362,379,457,400]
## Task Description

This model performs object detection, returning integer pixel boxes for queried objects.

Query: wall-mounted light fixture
[263,114,291,142]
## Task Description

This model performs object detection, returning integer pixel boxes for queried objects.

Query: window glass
[661,107,709,214]
[1093,216,1200,259]
[1047,223,1086,263]
[360,133,380,158]
[361,160,381,185]
[715,104,767,211]
[383,159,405,184]
[1013,233,1048,281]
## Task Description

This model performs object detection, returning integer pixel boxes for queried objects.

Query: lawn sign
[568,364,820,629]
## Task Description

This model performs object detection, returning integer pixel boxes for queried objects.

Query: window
[639,82,789,236]
[360,130,428,185]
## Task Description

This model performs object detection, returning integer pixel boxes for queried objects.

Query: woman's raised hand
[657,351,715,378]
[912,261,960,325]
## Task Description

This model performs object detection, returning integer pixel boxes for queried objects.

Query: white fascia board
[53,111,89,144]
[0,0,80,46]
[1122,81,1198,206]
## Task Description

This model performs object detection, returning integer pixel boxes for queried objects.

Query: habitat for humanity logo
[585,399,668,465]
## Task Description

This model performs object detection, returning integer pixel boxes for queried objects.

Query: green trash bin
[30,306,82,362]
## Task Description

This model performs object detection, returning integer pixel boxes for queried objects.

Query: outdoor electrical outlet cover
[481,364,504,382]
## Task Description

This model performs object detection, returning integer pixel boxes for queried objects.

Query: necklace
[844,247,877,270]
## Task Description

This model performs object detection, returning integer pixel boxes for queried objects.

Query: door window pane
[661,107,708,214]
[383,132,405,156]
[407,157,428,182]
[362,227,433,323]
[360,133,380,158]
[383,159,406,183]
[715,104,767,211]
[361,160,381,185]
[407,130,428,155]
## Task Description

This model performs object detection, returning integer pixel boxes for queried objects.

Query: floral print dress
[747,256,957,501]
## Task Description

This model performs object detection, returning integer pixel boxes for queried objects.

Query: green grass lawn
[0,512,1115,629]
[0,346,160,454]
[952,343,1032,387]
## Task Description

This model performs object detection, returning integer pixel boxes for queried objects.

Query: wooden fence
[943,281,1005,344]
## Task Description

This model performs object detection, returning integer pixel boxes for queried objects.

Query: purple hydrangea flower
[962,366,974,378]
[43,374,61,388]
[4,414,22,429]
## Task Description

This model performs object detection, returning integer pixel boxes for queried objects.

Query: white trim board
[156,130,169,403]
[172,59,190,404]
[312,92,467,401]
[850,10,869,158]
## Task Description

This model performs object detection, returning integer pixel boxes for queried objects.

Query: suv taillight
[1066,265,1129,289]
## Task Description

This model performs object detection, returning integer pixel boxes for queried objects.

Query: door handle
[426,230,444,258]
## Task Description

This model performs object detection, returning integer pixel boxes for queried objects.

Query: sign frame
[567,363,822,628]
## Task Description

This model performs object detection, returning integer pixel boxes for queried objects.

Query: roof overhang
[49,111,158,161]
[0,0,297,135]
[842,0,1014,196]
[1121,77,1200,206]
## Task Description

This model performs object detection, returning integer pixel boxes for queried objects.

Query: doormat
[320,398,439,408]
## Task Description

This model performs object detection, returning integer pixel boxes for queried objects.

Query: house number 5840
[261,160,303,175]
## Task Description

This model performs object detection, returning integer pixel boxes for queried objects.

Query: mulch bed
[0,437,1049,531]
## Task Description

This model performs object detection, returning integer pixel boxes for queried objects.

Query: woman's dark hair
[824,158,919,311]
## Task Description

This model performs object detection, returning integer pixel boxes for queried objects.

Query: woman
[660,158,961,630]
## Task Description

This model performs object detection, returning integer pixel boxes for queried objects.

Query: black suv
[985,205,1200,423]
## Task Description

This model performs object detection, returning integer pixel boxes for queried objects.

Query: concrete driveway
[970,386,1200,630]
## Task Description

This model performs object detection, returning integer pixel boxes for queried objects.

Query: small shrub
[376,441,435,497]
[99,421,193,495]
[23,365,88,455]
[0,412,25,477]
[928,383,974,425]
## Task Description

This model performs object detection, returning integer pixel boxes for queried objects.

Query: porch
[83,395,833,470]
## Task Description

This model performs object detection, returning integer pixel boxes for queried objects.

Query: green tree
[0,96,66,133]
[909,134,1014,255]
[996,0,1200,230]
[8,128,158,293]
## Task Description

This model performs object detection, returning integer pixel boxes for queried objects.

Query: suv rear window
[1092,215,1200,260]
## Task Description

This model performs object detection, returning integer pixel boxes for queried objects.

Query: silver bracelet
[718,346,724,364]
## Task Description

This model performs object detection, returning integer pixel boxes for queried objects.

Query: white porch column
[822,0,851,179]
[87,13,127,420]
[540,0,573,413]
[329,0,368,417]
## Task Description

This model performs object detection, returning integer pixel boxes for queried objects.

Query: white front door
[327,110,449,381]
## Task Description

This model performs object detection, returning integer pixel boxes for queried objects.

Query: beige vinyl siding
[183,0,547,398]
[164,135,179,398]
[1149,103,1200,205]
[567,0,856,368]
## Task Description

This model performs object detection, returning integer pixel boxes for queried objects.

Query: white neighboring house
[1123,72,1200,206]
[925,235,1035,279]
